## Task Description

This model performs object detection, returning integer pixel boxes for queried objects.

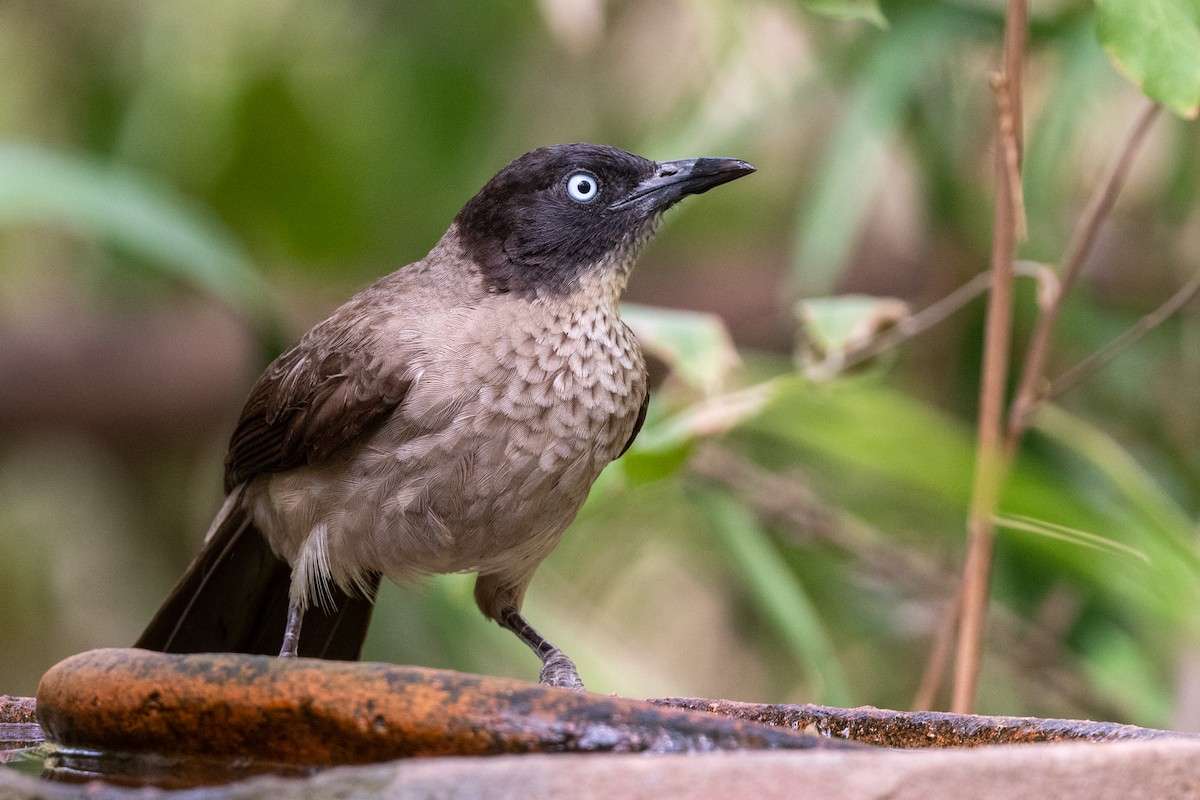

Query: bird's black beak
[611,157,756,214]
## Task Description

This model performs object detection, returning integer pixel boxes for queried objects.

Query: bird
[136,142,755,690]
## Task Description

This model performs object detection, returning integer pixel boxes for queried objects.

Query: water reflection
[44,747,314,789]
[3,734,312,790]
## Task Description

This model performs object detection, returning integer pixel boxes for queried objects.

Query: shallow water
[3,738,310,790]
[48,746,314,789]
[1,743,47,779]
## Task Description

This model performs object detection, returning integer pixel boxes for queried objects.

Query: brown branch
[1048,262,1200,399]
[823,262,1050,377]
[1006,100,1162,445]
[993,71,1028,240]
[912,584,962,711]
[950,0,1029,716]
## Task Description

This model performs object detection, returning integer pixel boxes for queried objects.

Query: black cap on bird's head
[455,143,755,297]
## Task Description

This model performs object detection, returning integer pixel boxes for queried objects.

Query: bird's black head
[454,143,754,298]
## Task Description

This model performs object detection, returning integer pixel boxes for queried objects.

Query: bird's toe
[539,652,585,691]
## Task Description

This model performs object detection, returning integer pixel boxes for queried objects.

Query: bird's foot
[539,651,585,691]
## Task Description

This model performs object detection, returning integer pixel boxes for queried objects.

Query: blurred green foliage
[2,0,1200,734]
[0,144,272,326]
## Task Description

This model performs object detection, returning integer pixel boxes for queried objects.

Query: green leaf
[621,303,740,396]
[617,437,695,486]
[993,513,1150,563]
[745,376,977,505]
[619,383,779,487]
[0,144,274,324]
[795,294,911,380]
[739,374,1199,631]
[801,0,887,28]
[1095,0,1200,119]
[1033,406,1200,554]
[695,489,853,705]
[1030,404,1200,624]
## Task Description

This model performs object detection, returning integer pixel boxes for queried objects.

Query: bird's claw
[540,652,585,691]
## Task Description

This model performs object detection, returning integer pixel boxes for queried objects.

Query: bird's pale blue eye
[566,172,599,203]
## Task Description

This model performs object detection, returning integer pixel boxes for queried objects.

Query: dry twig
[951,0,1029,715]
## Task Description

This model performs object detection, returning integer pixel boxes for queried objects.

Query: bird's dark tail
[136,489,379,660]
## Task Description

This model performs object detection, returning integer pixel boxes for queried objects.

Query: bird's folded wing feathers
[224,338,413,490]
[617,391,649,458]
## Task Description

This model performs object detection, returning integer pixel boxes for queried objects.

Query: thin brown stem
[825,263,1048,377]
[912,583,962,711]
[1006,100,1162,447]
[950,0,1028,715]
[993,72,1028,240]
[1048,263,1200,399]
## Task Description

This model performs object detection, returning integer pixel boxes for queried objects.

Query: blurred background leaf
[622,303,741,396]
[1,0,1199,735]
[1095,0,1200,119]
[801,0,888,28]
[0,144,273,327]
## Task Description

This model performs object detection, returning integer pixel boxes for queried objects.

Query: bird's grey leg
[498,607,585,691]
[279,601,303,658]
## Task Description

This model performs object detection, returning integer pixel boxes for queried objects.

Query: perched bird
[136,143,755,689]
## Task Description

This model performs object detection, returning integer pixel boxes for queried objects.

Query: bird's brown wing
[224,337,413,491]
[616,391,649,458]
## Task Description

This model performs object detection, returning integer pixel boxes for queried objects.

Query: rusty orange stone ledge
[35,649,849,766]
